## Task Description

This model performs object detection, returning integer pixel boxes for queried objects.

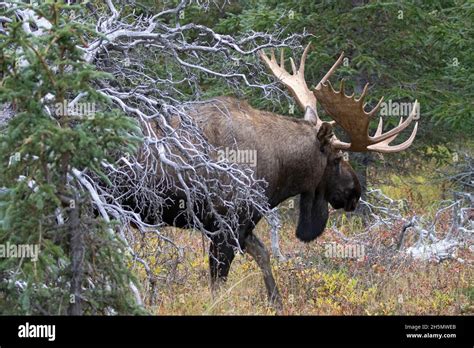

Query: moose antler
[259,44,344,125]
[260,44,418,153]
[314,80,418,153]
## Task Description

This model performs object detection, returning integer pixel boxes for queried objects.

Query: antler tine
[348,82,381,117]
[324,80,338,94]
[374,116,385,137]
[269,48,276,62]
[316,52,344,89]
[299,43,311,76]
[357,83,369,104]
[367,96,384,118]
[339,79,345,94]
[290,57,297,75]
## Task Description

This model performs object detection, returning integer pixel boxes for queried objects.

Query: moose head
[260,44,418,242]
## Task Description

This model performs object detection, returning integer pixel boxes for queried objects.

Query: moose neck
[265,141,326,207]
[252,118,327,208]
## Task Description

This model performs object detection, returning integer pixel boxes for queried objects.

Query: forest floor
[131,156,474,315]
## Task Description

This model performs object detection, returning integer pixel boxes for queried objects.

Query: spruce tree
[0,2,144,315]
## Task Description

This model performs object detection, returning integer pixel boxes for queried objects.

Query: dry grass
[130,218,473,315]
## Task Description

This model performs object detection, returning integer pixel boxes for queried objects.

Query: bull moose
[131,45,418,309]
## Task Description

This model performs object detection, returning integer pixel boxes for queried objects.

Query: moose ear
[295,189,329,242]
[317,122,334,150]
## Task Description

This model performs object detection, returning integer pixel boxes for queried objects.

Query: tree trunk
[67,199,84,315]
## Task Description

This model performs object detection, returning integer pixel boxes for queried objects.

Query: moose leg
[244,233,283,310]
[209,236,235,293]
